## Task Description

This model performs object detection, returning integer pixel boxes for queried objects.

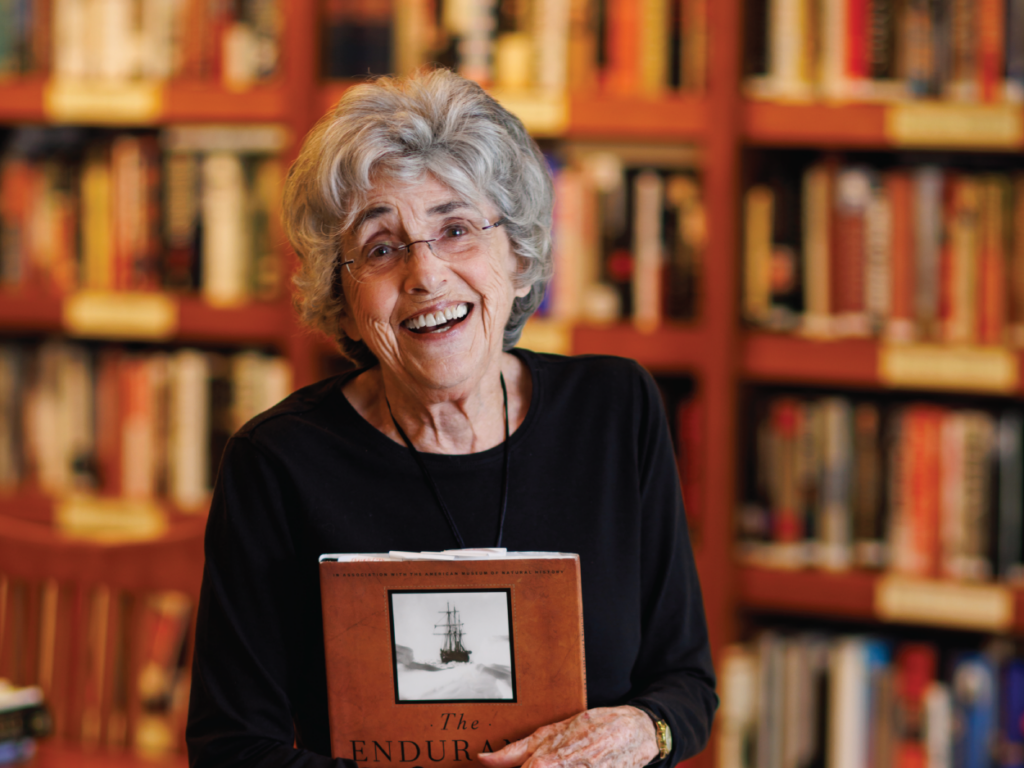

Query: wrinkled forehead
[342,165,492,232]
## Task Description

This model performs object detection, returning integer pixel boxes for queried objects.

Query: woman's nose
[401,240,447,294]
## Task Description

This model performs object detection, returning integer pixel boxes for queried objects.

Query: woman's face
[339,174,529,397]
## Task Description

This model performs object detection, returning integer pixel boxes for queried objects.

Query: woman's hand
[476,706,659,768]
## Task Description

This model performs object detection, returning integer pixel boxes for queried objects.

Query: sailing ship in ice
[434,603,472,664]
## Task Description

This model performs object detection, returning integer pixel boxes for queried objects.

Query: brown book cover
[319,552,586,767]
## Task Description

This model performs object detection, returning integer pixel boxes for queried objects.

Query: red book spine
[979,179,1007,345]
[832,206,866,317]
[887,169,915,335]
[979,0,1005,102]
[603,0,640,95]
[894,643,937,768]
[847,0,869,79]
[908,406,943,576]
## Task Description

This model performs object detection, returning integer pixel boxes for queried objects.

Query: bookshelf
[7,0,1024,764]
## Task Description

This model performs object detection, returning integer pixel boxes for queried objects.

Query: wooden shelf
[0,289,289,346]
[163,80,287,123]
[0,78,286,124]
[0,75,47,121]
[0,488,209,528]
[743,101,888,148]
[742,331,1024,395]
[175,297,292,346]
[0,289,63,333]
[743,99,1024,150]
[738,566,1024,636]
[737,566,878,621]
[572,323,710,373]
[741,331,880,388]
[567,93,707,141]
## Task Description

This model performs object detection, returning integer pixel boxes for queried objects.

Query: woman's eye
[445,224,469,238]
[367,243,396,260]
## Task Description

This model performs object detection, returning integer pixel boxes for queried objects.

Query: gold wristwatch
[634,705,672,763]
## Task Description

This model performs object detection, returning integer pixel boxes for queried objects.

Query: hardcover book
[319,551,586,767]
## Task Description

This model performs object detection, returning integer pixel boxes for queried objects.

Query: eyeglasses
[340,218,506,283]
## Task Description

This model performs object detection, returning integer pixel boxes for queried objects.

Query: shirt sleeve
[186,435,354,768]
[626,365,718,763]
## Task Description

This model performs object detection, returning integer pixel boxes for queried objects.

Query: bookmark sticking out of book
[318,551,586,767]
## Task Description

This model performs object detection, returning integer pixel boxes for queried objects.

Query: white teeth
[404,303,469,330]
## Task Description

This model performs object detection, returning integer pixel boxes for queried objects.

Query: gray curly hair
[282,68,555,369]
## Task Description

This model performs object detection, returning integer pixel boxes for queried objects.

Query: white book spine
[53,0,88,79]
[827,638,868,768]
[770,0,811,98]
[551,168,585,321]
[534,0,571,92]
[140,0,175,79]
[633,170,664,333]
[819,0,849,99]
[201,152,250,307]
[923,682,953,768]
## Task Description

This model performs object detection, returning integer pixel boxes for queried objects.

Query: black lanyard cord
[386,374,511,549]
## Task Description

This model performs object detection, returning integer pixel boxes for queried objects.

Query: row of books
[322,0,707,96]
[739,392,1024,581]
[0,126,284,306]
[745,0,1024,103]
[720,632,1024,768]
[0,341,292,510]
[0,0,280,86]
[744,160,1024,345]
[0,682,51,765]
[546,150,703,325]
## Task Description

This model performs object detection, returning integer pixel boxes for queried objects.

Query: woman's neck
[344,352,531,454]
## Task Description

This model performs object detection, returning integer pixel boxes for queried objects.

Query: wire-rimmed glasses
[340,218,506,283]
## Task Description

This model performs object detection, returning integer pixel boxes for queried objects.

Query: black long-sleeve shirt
[187,350,717,767]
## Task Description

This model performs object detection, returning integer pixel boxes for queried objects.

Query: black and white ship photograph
[388,589,516,703]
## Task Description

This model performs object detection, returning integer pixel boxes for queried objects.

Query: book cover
[319,552,586,766]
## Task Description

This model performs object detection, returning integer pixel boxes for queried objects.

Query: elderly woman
[187,69,716,768]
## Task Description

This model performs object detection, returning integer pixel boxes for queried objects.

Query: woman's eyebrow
[427,200,471,216]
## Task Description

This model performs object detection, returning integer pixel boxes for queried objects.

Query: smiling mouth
[403,303,471,334]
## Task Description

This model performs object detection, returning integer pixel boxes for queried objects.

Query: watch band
[632,704,673,763]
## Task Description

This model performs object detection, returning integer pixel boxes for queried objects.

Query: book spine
[886,168,916,342]
[201,152,250,307]
[1008,0,1024,101]
[832,167,871,337]
[681,0,708,90]
[744,184,774,325]
[632,170,664,332]
[913,166,943,340]
[603,0,639,94]
[638,0,669,96]
[979,175,1009,346]
[997,411,1024,579]
[978,0,1005,102]
[945,176,980,345]
[818,396,852,570]
[865,173,892,334]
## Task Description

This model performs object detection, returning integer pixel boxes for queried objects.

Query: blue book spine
[1001,660,1024,768]
[953,653,997,768]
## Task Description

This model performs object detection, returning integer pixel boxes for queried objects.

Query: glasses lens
[346,219,498,282]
